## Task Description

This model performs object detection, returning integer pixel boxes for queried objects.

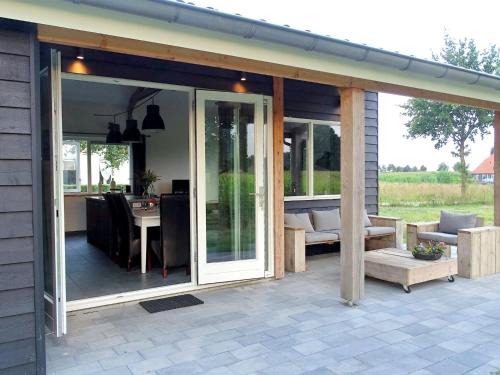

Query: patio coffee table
[364,248,457,293]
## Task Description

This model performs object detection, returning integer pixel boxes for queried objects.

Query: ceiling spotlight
[240,72,247,81]
[76,47,85,60]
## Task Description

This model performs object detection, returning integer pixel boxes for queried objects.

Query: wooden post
[273,77,285,279]
[495,112,500,226]
[340,87,365,304]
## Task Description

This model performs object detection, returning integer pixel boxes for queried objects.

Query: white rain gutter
[68,0,500,92]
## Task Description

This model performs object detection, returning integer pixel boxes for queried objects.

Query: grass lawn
[380,204,494,225]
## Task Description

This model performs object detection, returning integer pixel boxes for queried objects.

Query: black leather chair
[103,192,120,261]
[151,194,190,278]
[113,193,141,271]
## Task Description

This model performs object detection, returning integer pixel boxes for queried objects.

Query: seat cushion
[439,211,476,234]
[305,231,339,244]
[364,210,372,227]
[284,212,315,233]
[418,231,458,245]
[312,209,341,232]
[366,226,395,236]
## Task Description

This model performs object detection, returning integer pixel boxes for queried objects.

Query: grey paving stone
[425,358,470,374]
[99,352,143,370]
[231,343,270,360]
[415,346,457,363]
[376,330,412,344]
[450,350,494,369]
[127,356,173,374]
[258,361,303,375]
[292,339,330,356]
[227,356,270,374]
[197,352,239,370]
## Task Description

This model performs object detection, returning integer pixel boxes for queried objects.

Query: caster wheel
[448,275,455,282]
[402,285,411,293]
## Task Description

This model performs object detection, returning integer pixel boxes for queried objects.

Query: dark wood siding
[0,25,43,375]
[284,80,378,215]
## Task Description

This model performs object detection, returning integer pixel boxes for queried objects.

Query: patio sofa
[406,211,500,278]
[284,209,403,272]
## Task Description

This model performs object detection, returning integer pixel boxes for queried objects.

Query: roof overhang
[2,0,500,110]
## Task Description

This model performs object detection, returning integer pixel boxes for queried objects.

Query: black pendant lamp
[122,119,142,143]
[142,97,165,133]
[106,122,122,144]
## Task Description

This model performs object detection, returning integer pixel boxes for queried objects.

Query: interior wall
[140,90,190,194]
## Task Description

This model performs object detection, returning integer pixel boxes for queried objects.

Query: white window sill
[284,195,341,202]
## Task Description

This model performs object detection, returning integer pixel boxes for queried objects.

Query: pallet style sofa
[407,211,500,278]
[284,209,403,272]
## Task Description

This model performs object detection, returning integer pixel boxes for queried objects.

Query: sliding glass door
[196,91,266,284]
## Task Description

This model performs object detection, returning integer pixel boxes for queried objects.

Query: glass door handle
[249,187,265,208]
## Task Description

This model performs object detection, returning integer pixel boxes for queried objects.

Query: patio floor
[46,253,500,375]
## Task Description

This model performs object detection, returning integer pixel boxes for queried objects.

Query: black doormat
[140,294,204,313]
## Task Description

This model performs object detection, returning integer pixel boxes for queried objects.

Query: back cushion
[439,211,477,234]
[284,213,315,233]
[312,209,341,232]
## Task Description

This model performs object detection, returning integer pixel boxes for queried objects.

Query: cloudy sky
[193,0,500,170]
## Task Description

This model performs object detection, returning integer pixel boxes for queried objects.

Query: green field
[378,172,494,239]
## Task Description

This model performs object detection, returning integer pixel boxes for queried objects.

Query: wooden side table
[458,226,500,278]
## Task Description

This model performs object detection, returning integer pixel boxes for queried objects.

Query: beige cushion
[366,226,395,236]
[439,211,476,235]
[284,213,314,233]
[418,231,458,246]
[305,231,339,244]
[312,209,341,232]
[364,210,372,227]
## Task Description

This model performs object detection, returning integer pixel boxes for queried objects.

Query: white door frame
[196,90,266,284]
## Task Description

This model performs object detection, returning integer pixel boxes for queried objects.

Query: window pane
[284,122,308,196]
[313,124,340,195]
[63,141,81,192]
[90,143,131,193]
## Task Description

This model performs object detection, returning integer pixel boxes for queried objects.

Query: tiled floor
[48,252,500,374]
[65,233,190,301]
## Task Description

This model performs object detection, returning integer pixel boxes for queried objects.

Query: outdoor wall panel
[0,108,31,134]
[0,288,34,318]
[0,53,30,82]
[0,134,32,159]
[0,186,32,212]
[0,238,34,266]
[0,24,40,374]
[0,212,33,239]
[0,81,30,108]
[0,160,32,185]
[0,263,34,291]
[0,313,35,343]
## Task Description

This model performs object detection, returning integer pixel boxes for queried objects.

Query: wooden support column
[273,77,285,279]
[340,87,366,304]
[495,111,500,226]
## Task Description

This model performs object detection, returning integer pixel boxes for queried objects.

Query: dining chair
[113,193,142,271]
[150,194,190,278]
[103,192,120,261]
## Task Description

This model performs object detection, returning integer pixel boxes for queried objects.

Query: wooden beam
[340,87,365,305]
[37,25,500,111]
[495,112,500,226]
[273,77,285,279]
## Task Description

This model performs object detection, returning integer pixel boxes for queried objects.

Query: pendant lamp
[106,122,122,144]
[142,97,165,133]
[122,119,142,143]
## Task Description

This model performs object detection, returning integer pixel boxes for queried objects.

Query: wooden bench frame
[406,218,500,279]
[284,215,403,272]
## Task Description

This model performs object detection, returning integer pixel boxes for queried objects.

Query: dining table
[133,207,160,274]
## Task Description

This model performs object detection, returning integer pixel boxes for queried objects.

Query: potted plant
[412,241,447,260]
[138,169,160,198]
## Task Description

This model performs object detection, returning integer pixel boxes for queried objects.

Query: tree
[420,165,427,172]
[387,164,396,172]
[402,34,500,195]
[80,141,129,181]
[437,162,449,172]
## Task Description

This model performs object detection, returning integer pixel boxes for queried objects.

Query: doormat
[139,294,204,313]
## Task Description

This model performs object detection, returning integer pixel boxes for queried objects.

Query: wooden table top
[365,248,456,269]
[133,208,159,218]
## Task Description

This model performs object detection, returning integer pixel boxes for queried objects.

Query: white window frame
[284,117,341,201]
[62,137,132,194]
[62,140,81,193]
